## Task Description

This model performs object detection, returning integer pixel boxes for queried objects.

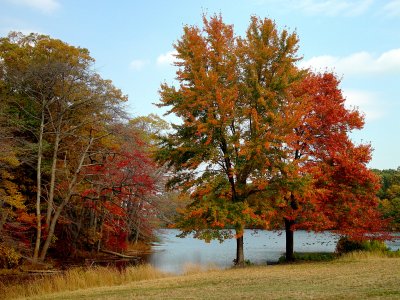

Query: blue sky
[1,0,399,169]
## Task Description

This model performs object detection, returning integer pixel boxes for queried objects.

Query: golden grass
[3,252,400,299]
[338,250,400,261]
[182,262,221,275]
[0,264,166,299]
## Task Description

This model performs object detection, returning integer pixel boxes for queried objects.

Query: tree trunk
[285,218,295,262]
[33,107,45,262]
[97,223,103,252]
[39,136,93,260]
[235,229,244,266]
[46,128,61,227]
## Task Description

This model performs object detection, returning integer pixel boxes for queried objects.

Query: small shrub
[336,236,389,254]
[278,252,336,263]
[0,244,21,269]
[362,239,389,252]
[244,259,254,266]
[295,252,336,261]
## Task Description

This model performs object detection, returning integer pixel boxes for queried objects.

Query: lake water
[147,229,400,274]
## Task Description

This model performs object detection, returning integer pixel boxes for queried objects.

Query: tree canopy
[156,15,386,263]
[0,32,160,263]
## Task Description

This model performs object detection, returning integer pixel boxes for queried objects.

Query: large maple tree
[260,72,386,260]
[156,15,301,265]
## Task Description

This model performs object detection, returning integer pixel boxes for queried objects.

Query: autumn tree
[0,87,28,264]
[74,123,158,253]
[156,15,301,265]
[260,72,385,260]
[0,32,127,261]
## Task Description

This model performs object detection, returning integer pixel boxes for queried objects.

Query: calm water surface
[147,229,400,274]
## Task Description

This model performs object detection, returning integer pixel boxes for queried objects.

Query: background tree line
[0,32,171,267]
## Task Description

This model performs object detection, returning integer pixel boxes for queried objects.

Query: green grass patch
[278,252,337,263]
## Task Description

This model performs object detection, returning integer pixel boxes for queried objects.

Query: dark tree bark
[235,231,244,265]
[285,218,295,261]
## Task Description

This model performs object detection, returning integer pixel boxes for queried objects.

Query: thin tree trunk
[235,228,244,266]
[134,227,140,244]
[285,218,295,262]
[72,207,84,250]
[134,200,143,243]
[39,136,93,260]
[46,129,61,227]
[97,223,103,252]
[33,107,45,262]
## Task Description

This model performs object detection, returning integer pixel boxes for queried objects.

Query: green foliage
[278,252,336,263]
[374,167,400,230]
[335,236,389,254]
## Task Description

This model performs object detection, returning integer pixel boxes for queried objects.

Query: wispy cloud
[254,0,373,16]
[129,59,147,71]
[157,50,178,66]
[6,0,60,14]
[299,48,400,76]
[343,89,384,121]
[295,0,373,16]
[382,0,400,17]
[0,17,43,36]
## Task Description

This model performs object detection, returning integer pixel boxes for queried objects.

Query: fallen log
[100,249,139,259]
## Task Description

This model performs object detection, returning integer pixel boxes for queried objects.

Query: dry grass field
[2,252,400,299]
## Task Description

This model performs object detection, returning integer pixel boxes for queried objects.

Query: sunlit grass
[338,249,400,261]
[182,262,221,275]
[3,252,400,299]
[0,264,166,299]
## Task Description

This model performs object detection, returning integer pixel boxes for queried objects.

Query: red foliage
[77,126,158,251]
[269,72,387,239]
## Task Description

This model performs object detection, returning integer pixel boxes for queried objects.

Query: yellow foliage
[0,244,21,268]
[0,155,19,167]
[0,170,25,210]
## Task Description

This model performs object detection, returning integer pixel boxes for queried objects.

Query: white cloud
[157,50,178,66]
[343,89,384,121]
[382,0,400,17]
[129,59,147,71]
[299,48,400,76]
[7,0,60,14]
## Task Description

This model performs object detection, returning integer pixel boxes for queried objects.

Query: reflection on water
[148,229,339,274]
[147,229,400,274]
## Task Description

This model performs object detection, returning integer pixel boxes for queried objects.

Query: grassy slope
[28,254,400,300]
